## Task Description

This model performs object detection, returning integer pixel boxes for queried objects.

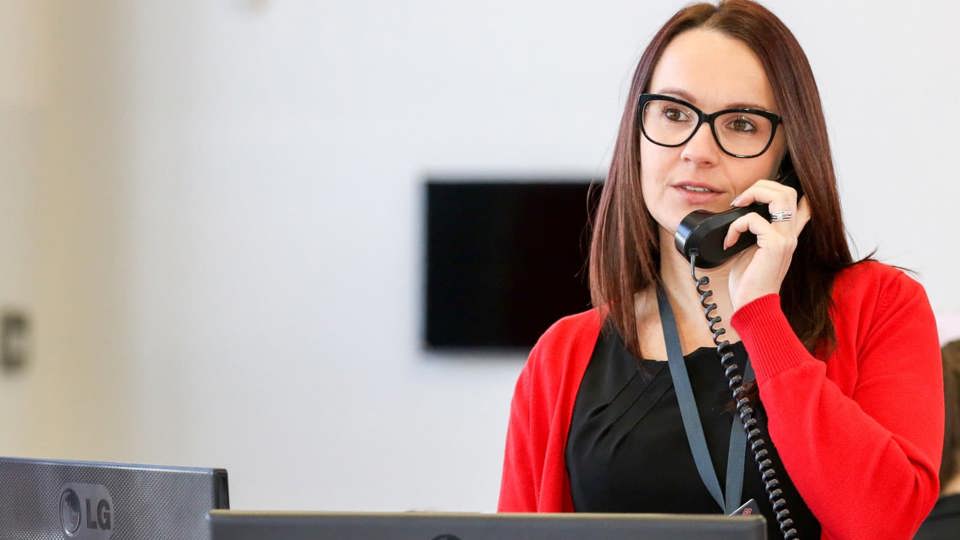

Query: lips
[671,181,726,204]
[672,181,722,193]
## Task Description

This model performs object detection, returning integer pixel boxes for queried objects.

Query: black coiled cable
[689,252,799,540]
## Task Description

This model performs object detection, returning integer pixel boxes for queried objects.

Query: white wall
[0,0,44,456]
[1,0,959,512]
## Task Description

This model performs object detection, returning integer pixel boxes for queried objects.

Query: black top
[915,493,960,539]
[566,325,820,540]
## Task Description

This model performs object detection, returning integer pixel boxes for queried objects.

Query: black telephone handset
[676,169,804,538]
[674,170,802,268]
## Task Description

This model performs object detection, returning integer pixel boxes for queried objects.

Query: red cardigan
[498,261,943,540]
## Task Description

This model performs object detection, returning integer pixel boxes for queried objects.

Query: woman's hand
[723,179,812,311]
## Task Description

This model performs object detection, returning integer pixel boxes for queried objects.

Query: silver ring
[769,210,794,223]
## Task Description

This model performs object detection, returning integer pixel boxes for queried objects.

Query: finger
[731,180,799,209]
[796,195,812,226]
[723,212,774,250]
[774,195,812,233]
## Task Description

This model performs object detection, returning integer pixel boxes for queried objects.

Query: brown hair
[942,340,960,490]
[588,0,857,357]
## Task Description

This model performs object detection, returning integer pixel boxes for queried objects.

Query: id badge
[728,498,760,517]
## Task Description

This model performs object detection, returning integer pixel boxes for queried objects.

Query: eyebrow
[653,87,774,112]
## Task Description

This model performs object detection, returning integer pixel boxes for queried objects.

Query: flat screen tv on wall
[424,179,598,350]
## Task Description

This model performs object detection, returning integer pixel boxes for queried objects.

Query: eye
[726,115,758,133]
[662,106,692,123]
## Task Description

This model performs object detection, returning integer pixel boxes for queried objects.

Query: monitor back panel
[209,511,766,540]
[0,456,229,540]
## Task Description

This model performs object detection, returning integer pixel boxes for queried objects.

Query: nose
[679,121,721,167]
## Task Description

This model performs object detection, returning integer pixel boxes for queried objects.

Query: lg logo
[59,484,114,539]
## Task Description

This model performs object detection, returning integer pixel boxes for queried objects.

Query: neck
[657,227,737,324]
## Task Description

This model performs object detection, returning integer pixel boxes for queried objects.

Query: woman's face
[640,28,787,235]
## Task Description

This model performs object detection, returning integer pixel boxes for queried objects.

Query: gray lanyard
[656,286,754,514]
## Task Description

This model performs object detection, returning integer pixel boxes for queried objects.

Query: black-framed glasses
[637,93,783,158]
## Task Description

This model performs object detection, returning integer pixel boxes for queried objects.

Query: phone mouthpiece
[674,208,759,269]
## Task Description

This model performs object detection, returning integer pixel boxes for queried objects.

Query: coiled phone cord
[689,252,799,540]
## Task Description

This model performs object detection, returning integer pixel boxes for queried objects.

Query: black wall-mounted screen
[424,179,597,350]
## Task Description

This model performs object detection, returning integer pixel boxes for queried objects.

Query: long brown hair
[942,340,960,490]
[589,0,856,357]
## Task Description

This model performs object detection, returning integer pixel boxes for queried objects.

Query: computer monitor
[208,511,766,540]
[424,179,596,350]
[0,455,229,540]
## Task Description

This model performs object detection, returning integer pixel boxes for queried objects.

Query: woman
[497,2,943,539]
[916,340,960,538]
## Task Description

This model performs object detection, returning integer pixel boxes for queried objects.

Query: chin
[654,219,681,240]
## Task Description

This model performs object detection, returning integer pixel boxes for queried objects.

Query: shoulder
[830,260,935,346]
[519,308,605,385]
[832,260,927,308]
[834,259,918,289]
[533,308,605,355]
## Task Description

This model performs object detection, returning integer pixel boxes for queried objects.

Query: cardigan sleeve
[730,271,943,539]
[498,309,602,513]
[498,351,541,512]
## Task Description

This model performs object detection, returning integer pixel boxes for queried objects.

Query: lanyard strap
[656,286,754,514]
